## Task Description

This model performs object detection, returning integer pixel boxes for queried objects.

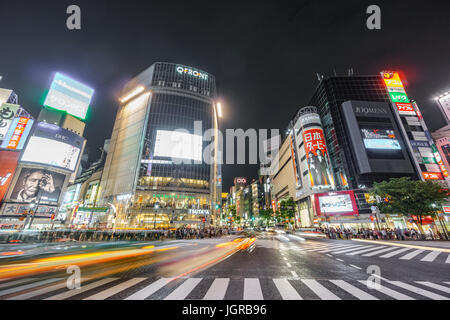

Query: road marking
[273,279,302,300]
[316,244,357,253]
[388,281,449,300]
[203,278,229,300]
[326,254,332,257]
[330,280,378,300]
[415,281,450,294]
[421,251,440,262]
[0,278,61,297]
[125,278,173,300]
[0,278,37,290]
[45,278,117,300]
[357,280,414,300]
[399,249,425,260]
[446,254,450,264]
[286,263,292,267]
[349,264,362,270]
[379,247,411,258]
[164,278,202,300]
[83,278,147,300]
[362,247,398,257]
[291,271,299,278]
[336,258,344,262]
[243,278,263,300]
[330,245,368,254]
[301,279,340,300]
[346,246,387,255]
[283,257,288,261]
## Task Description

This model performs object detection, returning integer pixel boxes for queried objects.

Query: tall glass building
[100,62,221,229]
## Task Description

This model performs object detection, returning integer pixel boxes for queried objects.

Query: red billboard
[395,103,416,116]
[0,150,20,202]
[422,172,444,180]
[302,128,333,187]
[314,190,359,217]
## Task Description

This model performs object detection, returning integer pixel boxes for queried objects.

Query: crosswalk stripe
[164,278,202,300]
[301,279,340,300]
[203,278,229,300]
[421,251,441,262]
[379,247,411,258]
[330,245,368,254]
[446,254,450,264]
[45,278,117,300]
[243,278,263,300]
[83,278,147,300]
[329,280,378,300]
[347,246,387,255]
[125,278,173,300]
[7,281,69,300]
[0,278,60,297]
[415,281,450,294]
[357,280,414,300]
[317,244,361,253]
[362,247,398,257]
[307,244,351,252]
[273,279,302,300]
[388,281,449,300]
[399,249,425,260]
[0,278,36,290]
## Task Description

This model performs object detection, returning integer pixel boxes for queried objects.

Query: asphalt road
[0,232,449,300]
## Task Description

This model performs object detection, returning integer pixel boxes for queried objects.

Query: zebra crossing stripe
[379,247,411,258]
[329,280,378,300]
[301,279,340,300]
[399,249,425,260]
[45,278,118,300]
[0,278,37,290]
[388,281,449,300]
[273,279,302,300]
[0,278,61,297]
[7,280,71,300]
[421,251,441,262]
[346,246,387,256]
[415,282,450,294]
[446,254,450,264]
[357,280,414,300]
[164,278,202,300]
[83,278,147,300]
[243,278,263,300]
[203,278,229,300]
[330,245,368,254]
[316,244,360,253]
[125,278,173,300]
[362,247,398,257]
[307,244,352,252]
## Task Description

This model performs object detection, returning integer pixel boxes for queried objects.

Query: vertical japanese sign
[0,103,20,141]
[302,128,333,187]
[0,151,20,202]
[0,117,34,150]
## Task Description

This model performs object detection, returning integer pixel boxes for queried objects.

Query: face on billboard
[302,128,333,187]
[0,151,20,202]
[314,191,359,216]
[0,117,34,150]
[20,122,84,172]
[0,103,20,140]
[9,168,65,204]
[153,130,202,162]
[43,73,94,120]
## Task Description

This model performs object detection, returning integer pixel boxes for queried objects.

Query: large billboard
[0,151,20,202]
[43,73,94,120]
[361,128,401,150]
[20,122,84,172]
[314,191,359,217]
[9,167,66,204]
[153,130,202,162]
[0,103,20,141]
[0,117,34,150]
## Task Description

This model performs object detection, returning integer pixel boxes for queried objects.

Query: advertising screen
[382,72,404,88]
[43,73,94,120]
[0,103,20,141]
[154,130,202,161]
[0,151,20,202]
[0,117,34,150]
[302,128,334,187]
[395,103,416,116]
[361,129,401,150]
[389,92,410,103]
[9,167,66,204]
[314,191,359,216]
[422,172,443,180]
[20,122,84,172]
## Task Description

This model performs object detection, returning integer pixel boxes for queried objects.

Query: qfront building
[99,62,221,229]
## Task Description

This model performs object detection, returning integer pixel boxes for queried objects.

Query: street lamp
[217,102,223,118]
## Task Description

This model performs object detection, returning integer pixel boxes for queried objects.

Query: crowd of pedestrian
[169,227,232,240]
[321,226,447,241]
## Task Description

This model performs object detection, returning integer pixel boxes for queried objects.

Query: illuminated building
[99,62,221,229]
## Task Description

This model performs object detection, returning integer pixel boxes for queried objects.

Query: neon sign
[176,66,208,80]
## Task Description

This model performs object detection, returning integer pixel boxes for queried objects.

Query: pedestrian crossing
[0,276,448,300]
[294,241,450,263]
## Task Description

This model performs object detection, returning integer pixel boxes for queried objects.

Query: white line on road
[349,264,362,270]
[291,271,299,278]
[164,278,202,300]
[357,280,414,300]
[379,247,411,258]
[415,281,450,294]
[330,245,368,254]
[283,257,288,261]
[243,278,263,300]
[399,249,425,260]
[203,278,229,300]
[326,254,332,257]
[447,254,450,264]
[362,247,398,257]
[125,278,173,300]
[346,246,387,256]
[0,278,37,290]
[421,251,441,262]
[388,281,449,300]
[45,278,118,300]
[84,278,147,300]
[273,279,302,300]
[330,280,378,300]
[335,258,344,262]
[301,279,340,300]
[7,280,69,300]
[286,263,292,267]
[0,278,61,297]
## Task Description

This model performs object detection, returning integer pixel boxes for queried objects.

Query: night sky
[1,0,449,191]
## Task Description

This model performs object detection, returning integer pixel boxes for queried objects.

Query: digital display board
[314,191,359,217]
[43,73,94,120]
[20,122,84,172]
[361,129,401,150]
[395,102,416,116]
[0,151,20,202]
[422,172,443,180]
[0,103,20,141]
[0,117,34,150]
[153,130,202,162]
[389,92,410,103]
